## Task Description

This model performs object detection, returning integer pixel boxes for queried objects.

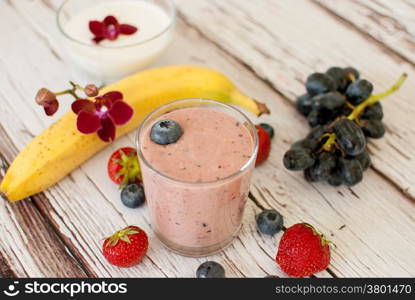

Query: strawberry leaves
[105,226,140,247]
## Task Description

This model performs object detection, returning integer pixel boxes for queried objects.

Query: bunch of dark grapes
[283,66,401,187]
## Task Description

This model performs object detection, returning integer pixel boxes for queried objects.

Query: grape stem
[321,73,407,152]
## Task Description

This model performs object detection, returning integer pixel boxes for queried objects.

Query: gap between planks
[3,1,408,277]
[4,0,413,277]
[174,0,415,201]
[314,0,415,66]
[248,192,339,278]
[0,125,90,278]
[0,3,285,276]
[177,10,415,203]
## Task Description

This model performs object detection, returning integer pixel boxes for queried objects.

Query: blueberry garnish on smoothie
[150,119,183,145]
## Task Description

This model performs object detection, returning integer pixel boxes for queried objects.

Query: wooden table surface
[1,0,414,278]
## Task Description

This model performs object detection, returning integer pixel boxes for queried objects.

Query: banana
[0,65,269,201]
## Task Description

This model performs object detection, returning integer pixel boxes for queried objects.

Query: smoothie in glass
[137,99,258,256]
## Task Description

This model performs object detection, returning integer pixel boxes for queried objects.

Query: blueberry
[121,183,145,208]
[259,123,274,139]
[305,72,335,96]
[196,261,225,278]
[256,209,284,235]
[264,275,280,278]
[150,119,183,145]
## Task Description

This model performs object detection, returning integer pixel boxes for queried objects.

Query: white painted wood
[0,129,86,277]
[0,0,414,278]
[0,0,292,278]
[176,0,415,199]
[316,0,415,64]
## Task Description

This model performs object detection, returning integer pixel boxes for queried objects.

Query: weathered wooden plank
[1,0,300,278]
[315,0,415,65]
[1,0,414,278]
[175,0,415,200]
[0,125,87,278]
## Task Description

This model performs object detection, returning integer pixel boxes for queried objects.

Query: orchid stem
[54,89,72,96]
[54,81,84,99]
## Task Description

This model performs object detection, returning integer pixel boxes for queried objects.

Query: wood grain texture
[316,0,415,65]
[1,0,301,278]
[0,0,414,278]
[0,125,87,278]
[176,0,415,200]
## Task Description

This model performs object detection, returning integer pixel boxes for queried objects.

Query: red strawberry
[276,223,331,277]
[255,125,271,166]
[108,147,141,187]
[102,225,148,268]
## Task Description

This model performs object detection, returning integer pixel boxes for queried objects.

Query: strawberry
[102,225,148,268]
[276,223,331,277]
[255,125,271,166]
[108,147,141,187]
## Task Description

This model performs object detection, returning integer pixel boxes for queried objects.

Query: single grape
[338,67,360,93]
[326,67,348,92]
[312,92,345,111]
[307,109,320,127]
[305,73,336,96]
[292,138,319,152]
[309,151,337,181]
[343,67,360,81]
[345,79,373,105]
[306,125,326,140]
[361,102,383,120]
[283,148,315,171]
[296,94,313,116]
[307,108,337,127]
[338,157,363,186]
[327,168,343,187]
[304,167,320,182]
[333,119,367,156]
[359,119,385,139]
[355,151,371,171]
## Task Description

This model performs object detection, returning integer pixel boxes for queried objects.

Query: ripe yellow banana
[1,65,269,201]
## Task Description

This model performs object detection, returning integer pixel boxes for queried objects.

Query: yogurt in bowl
[57,0,175,80]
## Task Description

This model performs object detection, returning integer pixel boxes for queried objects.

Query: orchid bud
[35,88,56,105]
[84,84,99,97]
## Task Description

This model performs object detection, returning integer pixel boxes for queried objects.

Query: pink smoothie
[139,106,256,255]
